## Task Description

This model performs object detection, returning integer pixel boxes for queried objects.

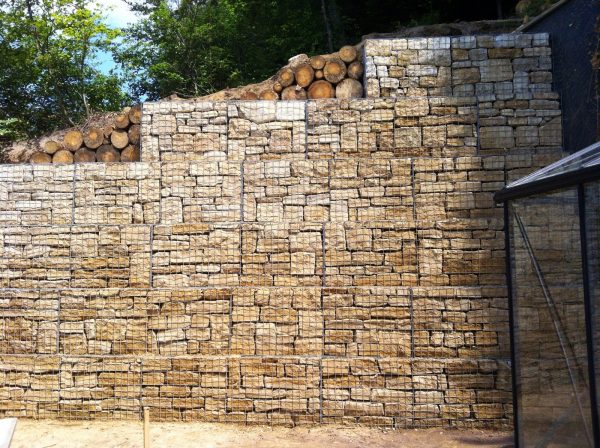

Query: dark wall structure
[520,0,600,153]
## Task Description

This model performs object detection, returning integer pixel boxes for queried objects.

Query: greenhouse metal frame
[495,141,600,447]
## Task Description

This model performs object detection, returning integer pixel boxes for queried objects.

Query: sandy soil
[11,420,513,448]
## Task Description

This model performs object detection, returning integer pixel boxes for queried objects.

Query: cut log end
[308,80,335,99]
[43,140,62,155]
[294,63,314,88]
[114,113,130,129]
[339,45,358,63]
[111,130,129,149]
[128,105,142,124]
[315,70,324,80]
[30,152,52,164]
[347,61,364,80]
[281,86,308,100]
[323,58,347,84]
[63,130,83,152]
[335,78,364,99]
[309,55,326,70]
[83,127,104,149]
[273,82,283,93]
[74,148,97,163]
[52,149,74,164]
[258,90,279,100]
[121,145,141,162]
[277,67,295,88]
[128,125,141,145]
[97,145,121,162]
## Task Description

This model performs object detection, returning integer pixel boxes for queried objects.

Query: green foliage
[0,0,129,139]
[117,0,329,100]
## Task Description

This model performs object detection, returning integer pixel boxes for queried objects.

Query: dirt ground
[11,420,513,448]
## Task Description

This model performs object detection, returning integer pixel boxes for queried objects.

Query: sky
[92,0,140,74]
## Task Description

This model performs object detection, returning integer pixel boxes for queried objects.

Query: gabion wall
[0,34,564,428]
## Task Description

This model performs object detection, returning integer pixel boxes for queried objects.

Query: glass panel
[585,180,600,426]
[510,187,594,447]
[506,141,600,191]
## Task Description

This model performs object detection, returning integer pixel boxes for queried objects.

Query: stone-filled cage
[495,141,600,447]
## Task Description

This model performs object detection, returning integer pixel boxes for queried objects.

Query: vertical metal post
[144,407,150,448]
[504,202,520,448]
[578,184,600,448]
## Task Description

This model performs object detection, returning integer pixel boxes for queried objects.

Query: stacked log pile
[200,45,364,101]
[29,106,142,164]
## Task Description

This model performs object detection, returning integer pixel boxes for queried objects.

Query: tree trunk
[63,130,83,152]
[83,127,104,149]
[52,149,74,164]
[335,78,363,99]
[308,80,335,99]
[74,148,96,163]
[110,130,129,149]
[323,58,347,84]
[97,145,121,162]
[320,0,334,53]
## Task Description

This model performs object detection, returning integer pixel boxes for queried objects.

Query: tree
[117,0,328,100]
[0,0,129,139]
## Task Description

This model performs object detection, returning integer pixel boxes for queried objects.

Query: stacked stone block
[74,163,161,224]
[365,33,553,100]
[0,33,566,428]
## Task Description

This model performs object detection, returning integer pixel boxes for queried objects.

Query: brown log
[335,78,364,99]
[111,130,129,149]
[83,127,104,149]
[52,149,74,164]
[258,89,279,100]
[121,145,141,162]
[63,130,83,152]
[128,124,141,145]
[96,145,121,162]
[73,148,96,163]
[281,86,308,100]
[114,113,130,129]
[43,140,62,155]
[294,63,314,88]
[323,58,347,84]
[30,152,52,164]
[347,61,364,80]
[315,69,324,79]
[276,67,295,87]
[309,55,326,70]
[339,45,358,63]
[241,91,258,100]
[273,82,283,93]
[128,105,142,124]
[308,80,335,99]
